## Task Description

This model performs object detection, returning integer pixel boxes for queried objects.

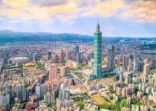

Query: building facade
[94,24,102,78]
[49,64,57,80]
[107,45,115,71]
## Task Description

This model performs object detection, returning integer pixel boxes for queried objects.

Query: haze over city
[0,0,156,37]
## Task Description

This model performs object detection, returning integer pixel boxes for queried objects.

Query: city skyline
[0,12,156,110]
[0,0,156,37]
[0,1,156,110]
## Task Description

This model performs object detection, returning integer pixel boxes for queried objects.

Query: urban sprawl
[0,24,156,111]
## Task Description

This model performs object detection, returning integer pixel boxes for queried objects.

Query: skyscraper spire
[96,23,100,32]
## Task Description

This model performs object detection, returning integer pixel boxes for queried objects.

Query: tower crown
[96,23,100,32]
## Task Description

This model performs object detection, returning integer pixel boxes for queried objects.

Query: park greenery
[36,61,44,68]
[103,71,116,78]
[151,68,156,74]
[118,96,127,102]
[73,97,84,109]
[121,100,129,108]
[131,99,141,105]
[100,104,120,111]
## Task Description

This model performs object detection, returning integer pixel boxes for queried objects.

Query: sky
[0,0,156,37]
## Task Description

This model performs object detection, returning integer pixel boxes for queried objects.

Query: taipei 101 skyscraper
[94,24,102,78]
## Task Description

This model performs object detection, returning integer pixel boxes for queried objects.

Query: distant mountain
[0,30,155,44]
[0,30,93,43]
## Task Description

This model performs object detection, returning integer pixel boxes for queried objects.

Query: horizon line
[0,30,156,39]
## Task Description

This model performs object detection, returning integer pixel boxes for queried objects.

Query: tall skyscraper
[74,45,81,64]
[143,63,150,77]
[58,90,70,100]
[143,60,150,77]
[133,57,139,72]
[74,45,79,57]
[48,52,52,60]
[76,52,81,64]
[15,84,27,102]
[107,45,115,71]
[49,64,57,80]
[66,49,70,61]
[127,58,133,72]
[33,53,38,62]
[35,84,46,98]
[0,92,10,105]
[94,24,102,78]
[123,55,129,70]
[6,85,13,104]
[60,50,65,64]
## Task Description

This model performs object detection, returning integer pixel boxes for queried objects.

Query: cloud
[2,0,28,8]
[30,0,69,7]
[0,0,78,21]
[0,0,103,21]
[83,0,156,23]
[84,0,125,17]
[119,0,156,23]
[133,0,156,23]
[0,0,156,23]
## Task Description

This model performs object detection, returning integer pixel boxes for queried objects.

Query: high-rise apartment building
[49,64,57,80]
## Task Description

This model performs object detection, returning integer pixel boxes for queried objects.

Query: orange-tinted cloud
[123,0,156,23]
[0,0,156,23]
[84,0,125,17]
[0,0,77,21]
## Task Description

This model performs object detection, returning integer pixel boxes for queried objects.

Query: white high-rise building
[35,84,46,98]
[15,84,27,102]
[58,90,70,100]
[133,57,139,72]
[0,92,10,105]
[44,92,53,104]
[143,63,150,77]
